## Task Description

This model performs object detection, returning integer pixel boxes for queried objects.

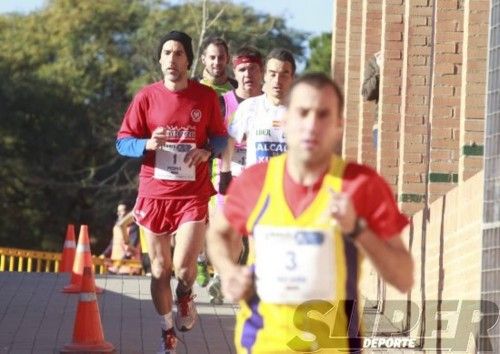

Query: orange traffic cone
[60,224,76,273]
[62,225,102,293]
[61,266,115,353]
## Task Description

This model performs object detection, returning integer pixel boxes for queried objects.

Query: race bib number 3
[253,225,335,304]
[154,143,196,181]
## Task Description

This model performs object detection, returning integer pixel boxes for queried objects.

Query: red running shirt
[223,159,409,239]
[118,80,227,199]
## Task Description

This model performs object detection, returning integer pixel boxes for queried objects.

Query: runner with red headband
[218,47,265,198]
[209,49,295,306]
[227,48,295,169]
[232,52,264,69]
[207,46,265,304]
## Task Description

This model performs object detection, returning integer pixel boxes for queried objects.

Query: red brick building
[331,1,496,351]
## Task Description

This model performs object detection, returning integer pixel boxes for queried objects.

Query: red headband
[232,55,262,68]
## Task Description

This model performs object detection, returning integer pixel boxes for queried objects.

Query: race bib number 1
[253,225,335,304]
[154,143,196,181]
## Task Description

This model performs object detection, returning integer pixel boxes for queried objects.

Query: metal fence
[0,247,142,275]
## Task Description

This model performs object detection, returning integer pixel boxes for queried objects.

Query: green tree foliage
[305,32,332,74]
[0,0,147,250]
[0,0,306,251]
[129,0,307,90]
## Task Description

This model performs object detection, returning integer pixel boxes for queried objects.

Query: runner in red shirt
[116,30,227,354]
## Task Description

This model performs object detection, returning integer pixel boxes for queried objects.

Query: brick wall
[343,0,363,159]
[399,0,434,216]
[377,0,405,193]
[428,0,463,203]
[359,171,483,351]
[459,0,489,181]
[331,0,490,351]
[332,0,489,214]
[358,0,382,168]
[331,0,348,88]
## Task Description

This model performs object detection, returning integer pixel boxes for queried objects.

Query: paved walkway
[0,272,236,354]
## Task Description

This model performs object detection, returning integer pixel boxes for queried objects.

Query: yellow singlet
[234,154,364,354]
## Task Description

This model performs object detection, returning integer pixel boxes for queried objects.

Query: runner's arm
[116,90,150,157]
[116,137,148,157]
[218,137,234,194]
[227,103,247,144]
[337,165,413,293]
[220,137,235,172]
[115,211,136,245]
[354,231,413,293]
[206,88,228,154]
[207,211,253,302]
[206,135,228,156]
[334,209,414,293]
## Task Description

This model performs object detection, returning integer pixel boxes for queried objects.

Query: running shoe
[158,327,177,354]
[175,293,197,331]
[208,274,224,305]
[196,260,210,287]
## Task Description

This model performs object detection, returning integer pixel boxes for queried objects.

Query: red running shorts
[133,197,209,235]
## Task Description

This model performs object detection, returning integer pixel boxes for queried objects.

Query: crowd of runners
[116,30,414,354]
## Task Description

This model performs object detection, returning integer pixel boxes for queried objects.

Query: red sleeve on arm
[117,91,149,139]
[223,163,268,235]
[206,88,228,137]
[343,163,409,240]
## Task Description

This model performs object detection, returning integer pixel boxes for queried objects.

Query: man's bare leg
[195,208,212,287]
[145,229,173,316]
[174,221,206,292]
[172,220,206,331]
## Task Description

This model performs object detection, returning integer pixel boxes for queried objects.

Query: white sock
[197,254,207,263]
[160,312,173,330]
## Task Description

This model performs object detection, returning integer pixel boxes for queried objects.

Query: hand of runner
[220,265,254,302]
[146,127,168,150]
[328,188,357,234]
[184,148,211,167]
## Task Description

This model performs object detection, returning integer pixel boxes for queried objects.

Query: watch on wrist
[343,218,367,240]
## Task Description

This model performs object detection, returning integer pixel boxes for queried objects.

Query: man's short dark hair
[266,48,296,75]
[201,36,230,58]
[286,72,344,114]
